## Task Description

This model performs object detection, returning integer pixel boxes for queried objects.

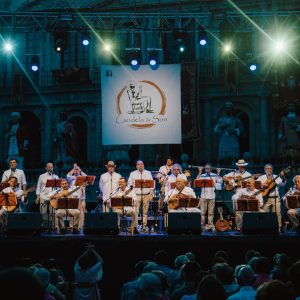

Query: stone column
[95,102,102,164]
[203,98,212,161]
[260,94,269,160]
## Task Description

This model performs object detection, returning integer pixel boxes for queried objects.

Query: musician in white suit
[257,164,286,230]
[0,177,24,232]
[165,177,200,213]
[232,178,263,230]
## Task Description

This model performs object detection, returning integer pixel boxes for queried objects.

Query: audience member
[288,261,300,299]
[253,257,271,289]
[73,243,103,300]
[196,274,226,300]
[137,273,164,300]
[227,266,256,300]
[256,280,292,300]
[245,249,261,264]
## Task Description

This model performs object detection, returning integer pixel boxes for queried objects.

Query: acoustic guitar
[261,166,290,198]
[224,174,261,191]
[1,186,36,212]
[215,207,231,232]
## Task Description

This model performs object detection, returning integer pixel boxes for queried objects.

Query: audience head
[134,260,150,278]
[174,255,189,270]
[78,253,93,270]
[212,263,234,285]
[214,250,229,263]
[137,273,162,300]
[185,252,196,262]
[288,261,300,295]
[143,262,159,273]
[0,268,45,300]
[248,256,260,273]
[256,280,292,300]
[196,275,226,300]
[34,267,51,289]
[236,266,255,287]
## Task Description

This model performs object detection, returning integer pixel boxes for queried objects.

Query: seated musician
[49,179,81,234]
[165,177,200,213]
[0,177,26,232]
[106,177,139,234]
[232,178,263,231]
[284,175,300,231]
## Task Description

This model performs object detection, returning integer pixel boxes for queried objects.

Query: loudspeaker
[6,213,41,235]
[84,213,118,235]
[242,212,278,234]
[167,213,201,234]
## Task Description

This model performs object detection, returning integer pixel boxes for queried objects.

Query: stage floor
[1,230,300,299]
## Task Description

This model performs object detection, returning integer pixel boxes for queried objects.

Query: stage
[1,230,300,299]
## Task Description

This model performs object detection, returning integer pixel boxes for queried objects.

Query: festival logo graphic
[116,80,167,129]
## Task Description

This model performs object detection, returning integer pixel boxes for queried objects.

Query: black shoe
[133,227,139,235]
[72,228,80,234]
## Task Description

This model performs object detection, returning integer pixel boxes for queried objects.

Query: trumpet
[188,165,236,172]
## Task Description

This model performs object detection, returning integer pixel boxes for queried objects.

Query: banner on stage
[101,64,181,145]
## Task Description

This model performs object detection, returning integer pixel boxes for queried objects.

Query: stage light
[103,42,112,52]
[82,33,90,46]
[224,44,232,53]
[179,46,185,52]
[199,39,207,46]
[249,64,257,71]
[148,51,158,67]
[274,40,285,53]
[4,42,13,53]
[30,56,39,72]
[131,59,138,66]
[54,32,68,53]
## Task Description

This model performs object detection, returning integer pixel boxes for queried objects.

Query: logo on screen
[116,80,167,129]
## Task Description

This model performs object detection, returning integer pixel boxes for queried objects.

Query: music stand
[236,198,259,211]
[56,197,79,230]
[286,195,300,209]
[194,179,214,188]
[134,179,155,232]
[74,175,95,186]
[45,179,62,232]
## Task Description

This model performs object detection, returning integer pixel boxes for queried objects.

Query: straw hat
[235,159,248,166]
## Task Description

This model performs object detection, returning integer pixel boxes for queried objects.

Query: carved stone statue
[54,112,78,163]
[214,102,244,162]
[6,112,29,169]
[279,102,300,160]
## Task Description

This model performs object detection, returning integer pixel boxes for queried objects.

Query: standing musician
[36,162,59,227]
[257,164,286,231]
[157,156,173,183]
[232,178,263,231]
[99,161,121,212]
[1,158,26,192]
[164,163,187,198]
[165,177,199,212]
[67,163,87,229]
[0,177,26,232]
[197,163,222,231]
[107,177,139,234]
[49,179,81,234]
[223,159,252,191]
[128,160,153,232]
[284,175,300,231]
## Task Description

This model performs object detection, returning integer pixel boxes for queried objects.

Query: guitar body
[50,199,58,209]
[215,219,231,232]
[168,198,179,210]
[215,207,231,231]
[261,179,276,198]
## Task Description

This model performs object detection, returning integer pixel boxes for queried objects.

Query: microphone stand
[140,170,144,232]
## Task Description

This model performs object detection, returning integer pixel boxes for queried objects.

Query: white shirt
[2,168,27,189]
[198,173,222,199]
[36,172,59,200]
[128,169,153,195]
[99,172,121,201]
[232,187,264,207]
[257,174,286,197]
[106,187,137,207]
[2,186,24,200]
[165,173,187,197]
[74,261,103,300]
[227,286,256,300]
[157,165,172,180]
